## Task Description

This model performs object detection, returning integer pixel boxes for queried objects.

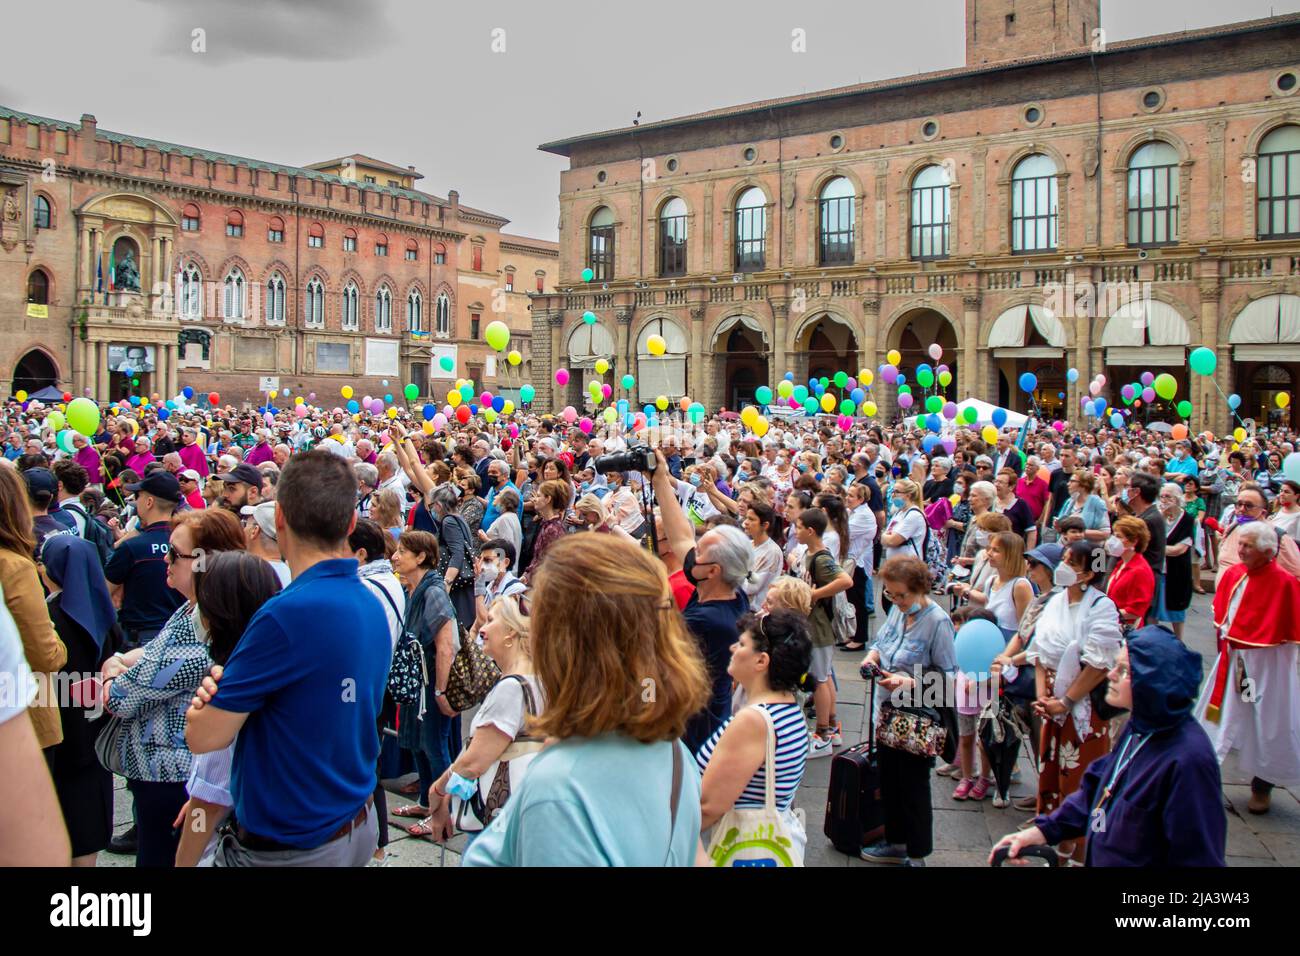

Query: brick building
[531,1,1300,435]
[0,111,556,406]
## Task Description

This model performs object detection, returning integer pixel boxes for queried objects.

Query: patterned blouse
[106,603,210,783]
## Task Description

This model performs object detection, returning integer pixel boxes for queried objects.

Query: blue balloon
[423,403,436,421]
[814,382,825,396]
[955,619,1007,677]
[1094,398,1108,417]
[1110,412,1124,428]
[1018,372,1038,393]
[158,407,170,421]
[1066,368,1079,384]
[492,396,505,412]
[648,416,659,428]
[926,414,943,433]
[165,400,176,410]
[991,407,1008,428]
[897,373,907,386]
[617,400,628,414]
[922,435,940,453]
[384,394,393,404]
[850,388,865,403]
[644,405,655,417]
[347,400,359,414]
[784,372,794,382]
[625,413,636,428]
[182,386,195,400]
[1058,392,1065,399]
[809,379,818,390]
[917,363,932,377]
[129,396,140,406]
[1228,393,1241,410]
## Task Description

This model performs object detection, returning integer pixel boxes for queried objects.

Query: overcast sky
[4,0,1297,239]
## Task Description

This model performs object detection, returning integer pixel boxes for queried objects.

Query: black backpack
[60,501,114,567]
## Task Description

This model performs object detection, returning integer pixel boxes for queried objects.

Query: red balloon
[61,392,72,402]
[455,404,471,423]
[208,392,220,405]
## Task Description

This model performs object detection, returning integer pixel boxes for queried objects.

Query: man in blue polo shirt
[104,471,185,648]
[186,449,390,866]
[480,458,521,530]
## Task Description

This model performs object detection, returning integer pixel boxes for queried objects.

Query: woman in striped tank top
[696,609,813,858]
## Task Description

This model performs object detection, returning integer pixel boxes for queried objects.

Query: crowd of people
[1,390,1298,868]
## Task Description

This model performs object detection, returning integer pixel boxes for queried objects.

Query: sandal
[392,804,429,818]
[952,778,974,800]
[969,777,993,801]
[936,762,962,778]
[406,817,435,838]
[838,642,866,652]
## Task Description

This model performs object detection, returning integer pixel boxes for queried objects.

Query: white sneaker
[829,722,843,747]
[808,734,835,759]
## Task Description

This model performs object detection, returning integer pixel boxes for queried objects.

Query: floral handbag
[874,702,948,758]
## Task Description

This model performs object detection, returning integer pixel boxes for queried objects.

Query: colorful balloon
[1189,347,1217,376]
[485,320,511,351]
[555,368,570,386]
[1153,373,1177,401]
[646,335,667,356]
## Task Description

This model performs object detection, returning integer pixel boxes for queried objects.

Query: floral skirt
[1037,707,1111,862]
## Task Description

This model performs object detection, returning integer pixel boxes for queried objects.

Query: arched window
[910,164,950,260]
[818,177,854,265]
[342,282,359,330]
[1127,142,1179,247]
[405,238,419,261]
[264,272,286,324]
[179,262,202,319]
[26,269,49,305]
[1011,154,1058,252]
[308,222,324,248]
[343,228,358,252]
[408,289,423,332]
[305,277,325,327]
[734,188,767,272]
[375,285,392,332]
[436,292,451,336]
[223,267,245,319]
[433,242,447,265]
[659,197,688,277]
[225,209,244,238]
[374,233,389,257]
[181,203,201,231]
[1258,125,1300,239]
[588,207,615,280]
[267,215,285,243]
[33,195,52,230]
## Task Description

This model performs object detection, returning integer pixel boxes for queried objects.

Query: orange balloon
[1037,466,1051,482]
[1171,423,1189,441]
[679,396,691,412]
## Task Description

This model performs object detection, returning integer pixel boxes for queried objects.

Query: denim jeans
[414,702,454,809]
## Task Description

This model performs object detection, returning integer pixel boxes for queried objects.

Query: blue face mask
[891,496,905,509]
[689,473,702,487]
[797,463,809,473]
[581,481,590,492]
[907,602,923,616]
[735,470,750,483]
[1120,488,1130,504]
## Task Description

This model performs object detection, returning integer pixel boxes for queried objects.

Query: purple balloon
[942,401,958,420]
[1140,372,1155,386]
[845,377,857,392]
[1121,384,1135,400]
[941,438,957,455]
[1142,387,1156,403]
[898,392,914,409]
[881,365,899,385]
[937,365,949,375]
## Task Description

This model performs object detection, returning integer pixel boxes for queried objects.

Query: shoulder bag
[706,706,804,867]
[445,631,501,712]
[453,675,544,832]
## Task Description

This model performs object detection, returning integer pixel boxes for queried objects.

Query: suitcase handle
[990,844,1059,867]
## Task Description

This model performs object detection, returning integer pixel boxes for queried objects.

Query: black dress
[45,595,119,857]
[1163,512,1194,615]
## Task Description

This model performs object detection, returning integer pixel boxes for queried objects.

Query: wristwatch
[433,688,446,698]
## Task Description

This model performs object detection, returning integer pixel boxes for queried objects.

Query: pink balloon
[579,417,593,434]
[942,402,957,419]
[837,415,853,431]
[941,438,957,454]
[898,393,914,408]
[508,424,519,438]
[1141,387,1156,403]
[363,396,372,406]
[1095,374,1107,386]
[846,377,857,392]
[443,405,454,419]
[295,404,308,418]
[555,369,570,386]
[1088,381,1102,396]
[309,393,316,401]
[787,397,799,408]
[480,392,493,407]
[264,412,274,426]
[601,383,613,399]
[432,413,448,430]
[562,406,577,424]
[928,344,943,361]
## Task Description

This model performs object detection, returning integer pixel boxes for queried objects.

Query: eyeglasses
[164,549,200,564]
[1237,501,1262,512]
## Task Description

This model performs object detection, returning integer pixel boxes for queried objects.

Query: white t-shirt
[0,590,33,726]
[884,507,927,562]
[471,673,544,739]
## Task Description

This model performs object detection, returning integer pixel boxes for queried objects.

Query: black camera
[594,443,656,474]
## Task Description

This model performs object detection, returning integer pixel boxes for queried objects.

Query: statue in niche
[2,189,18,222]
[116,249,141,291]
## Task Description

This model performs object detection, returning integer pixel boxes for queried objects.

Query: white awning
[567,322,615,367]
[988,303,1067,348]
[712,314,768,347]
[1229,294,1300,344]
[1101,299,1190,347]
[993,346,1065,359]
[1234,344,1300,362]
[636,316,689,356]
[1106,346,1187,365]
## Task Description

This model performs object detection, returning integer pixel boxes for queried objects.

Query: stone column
[80,227,92,290]
[861,296,880,379]
[689,304,706,406]
[548,311,564,412]
[156,343,169,400]
[93,343,105,403]
[771,302,789,391]
[615,308,631,381]
[151,236,162,295]
[91,230,103,297]
[963,294,981,401]
[1074,300,1091,428]
[1200,278,1226,436]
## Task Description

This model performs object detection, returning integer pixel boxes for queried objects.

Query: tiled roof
[303,153,424,180]
[500,233,559,253]
[539,12,1300,155]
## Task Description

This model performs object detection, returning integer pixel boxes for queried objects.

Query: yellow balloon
[949,494,962,507]
[1278,392,1291,409]
[860,370,874,387]
[820,393,836,412]
[595,359,610,375]
[341,386,353,399]
[484,410,498,423]
[887,350,902,366]
[862,400,877,417]
[503,400,515,415]
[741,406,758,427]
[655,395,669,411]
[448,390,462,408]
[386,407,398,419]
[508,350,522,367]
[647,335,667,357]
[753,416,769,438]
[15,390,27,402]
[1233,427,1246,443]
[268,390,277,400]
[982,425,999,444]
[422,420,436,435]
[295,396,304,405]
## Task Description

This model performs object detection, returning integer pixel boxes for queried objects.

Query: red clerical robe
[1205,559,1300,720]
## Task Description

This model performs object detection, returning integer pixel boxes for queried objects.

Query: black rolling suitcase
[824,677,885,855]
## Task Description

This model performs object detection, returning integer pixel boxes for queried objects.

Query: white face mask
[1053,563,1078,588]
[479,561,498,580]
[1105,535,1126,557]
[974,530,990,547]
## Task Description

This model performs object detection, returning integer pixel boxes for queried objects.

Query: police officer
[104,471,185,650]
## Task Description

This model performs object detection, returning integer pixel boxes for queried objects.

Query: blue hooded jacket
[1035,626,1226,866]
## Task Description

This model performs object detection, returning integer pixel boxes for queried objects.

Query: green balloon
[925,395,943,414]
[581,268,594,283]
[755,386,773,405]
[1154,373,1178,401]
[898,384,911,395]
[803,398,819,414]
[917,370,935,388]
[833,371,848,389]
[793,385,809,402]
[1189,346,1216,377]
[1176,400,1193,418]
[621,374,635,390]
[404,383,419,401]
[819,377,829,389]
[961,406,978,424]
[840,399,856,415]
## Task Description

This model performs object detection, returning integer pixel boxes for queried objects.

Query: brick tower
[966,0,1101,65]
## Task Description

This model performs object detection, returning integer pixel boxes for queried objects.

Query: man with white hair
[355,462,379,519]
[375,451,408,516]
[246,428,275,467]
[1196,519,1300,814]
[273,443,291,469]
[241,500,292,587]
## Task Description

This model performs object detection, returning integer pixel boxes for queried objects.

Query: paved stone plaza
[100,588,1300,868]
